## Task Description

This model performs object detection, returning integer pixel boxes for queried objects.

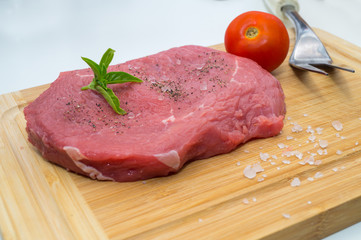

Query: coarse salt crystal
[282,150,303,159]
[260,152,270,161]
[127,112,135,119]
[307,177,314,182]
[198,218,203,223]
[336,150,343,155]
[307,201,312,204]
[356,141,359,146]
[292,123,303,133]
[253,163,264,173]
[314,172,323,179]
[315,160,322,166]
[306,126,314,134]
[282,213,291,219]
[319,140,328,149]
[195,63,205,70]
[258,177,264,182]
[236,161,241,166]
[316,127,323,134]
[332,120,343,131]
[286,136,294,140]
[305,155,315,165]
[317,149,324,155]
[291,177,301,187]
[243,163,264,179]
[161,85,171,92]
[308,135,316,142]
[282,151,293,157]
[200,81,208,91]
[282,160,291,164]
[277,143,286,149]
[242,198,250,205]
[252,197,257,202]
[295,151,303,160]
[243,165,256,179]
[332,167,339,172]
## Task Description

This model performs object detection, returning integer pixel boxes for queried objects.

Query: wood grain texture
[1,29,361,240]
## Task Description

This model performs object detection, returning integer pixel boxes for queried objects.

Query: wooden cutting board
[1,29,361,240]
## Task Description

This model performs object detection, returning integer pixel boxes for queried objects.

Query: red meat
[24,45,286,181]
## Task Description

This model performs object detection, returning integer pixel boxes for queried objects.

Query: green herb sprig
[81,48,142,115]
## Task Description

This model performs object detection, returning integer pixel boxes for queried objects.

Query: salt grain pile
[242,118,351,181]
[239,115,358,217]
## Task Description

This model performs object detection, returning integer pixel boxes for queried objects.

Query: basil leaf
[81,57,101,79]
[95,85,127,115]
[80,48,142,115]
[106,71,143,84]
[99,48,115,76]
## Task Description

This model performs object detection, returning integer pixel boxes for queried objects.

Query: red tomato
[224,11,289,72]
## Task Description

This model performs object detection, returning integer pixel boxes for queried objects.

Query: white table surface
[1,0,360,239]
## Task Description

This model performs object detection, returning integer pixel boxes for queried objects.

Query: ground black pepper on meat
[63,49,229,133]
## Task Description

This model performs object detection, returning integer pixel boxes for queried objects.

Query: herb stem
[81,48,142,115]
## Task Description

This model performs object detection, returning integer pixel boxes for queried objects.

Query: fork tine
[322,63,355,73]
[290,63,329,75]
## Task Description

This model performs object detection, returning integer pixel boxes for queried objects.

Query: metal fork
[282,4,355,75]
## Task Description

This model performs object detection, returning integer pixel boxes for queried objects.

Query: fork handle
[282,5,311,38]
[263,0,299,23]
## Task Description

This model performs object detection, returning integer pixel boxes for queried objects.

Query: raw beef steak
[24,45,286,182]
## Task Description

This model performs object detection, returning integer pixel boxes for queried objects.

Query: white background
[1,0,361,239]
